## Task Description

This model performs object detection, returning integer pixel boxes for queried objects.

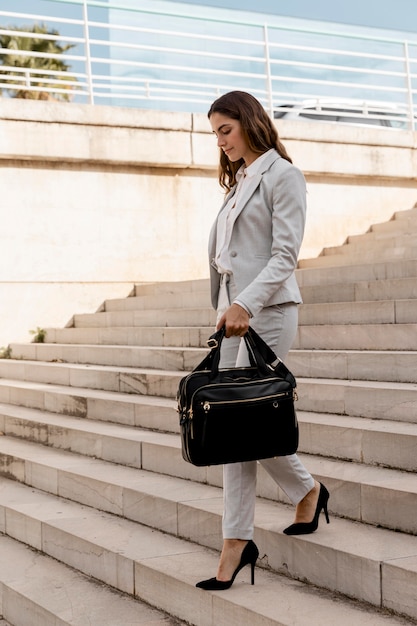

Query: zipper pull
[203,401,210,413]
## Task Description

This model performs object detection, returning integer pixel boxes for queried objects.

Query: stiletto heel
[196,540,259,590]
[323,499,330,524]
[283,483,330,536]
[250,560,255,585]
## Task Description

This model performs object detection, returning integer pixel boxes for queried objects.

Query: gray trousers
[217,276,315,540]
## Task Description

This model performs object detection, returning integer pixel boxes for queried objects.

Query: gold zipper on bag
[201,391,291,413]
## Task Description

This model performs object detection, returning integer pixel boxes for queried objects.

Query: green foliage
[0,346,12,359]
[0,23,76,101]
[30,327,46,343]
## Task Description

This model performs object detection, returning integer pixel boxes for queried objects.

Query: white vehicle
[273,99,411,129]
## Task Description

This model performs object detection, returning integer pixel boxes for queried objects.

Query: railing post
[83,0,94,104]
[404,41,415,131]
[263,24,274,118]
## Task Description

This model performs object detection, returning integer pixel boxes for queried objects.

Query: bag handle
[196,326,296,387]
[245,329,297,387]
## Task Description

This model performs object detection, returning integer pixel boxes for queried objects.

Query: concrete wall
[0,98,416,346]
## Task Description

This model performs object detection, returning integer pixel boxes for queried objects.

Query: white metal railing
[0,0,416,130]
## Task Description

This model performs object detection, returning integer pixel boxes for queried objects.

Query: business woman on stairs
[196,91,330,591]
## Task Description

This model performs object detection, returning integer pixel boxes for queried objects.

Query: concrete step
[349,220,417,243]
[72,308,216,329]
[296,378,417,424]
[102,277,417,308]
[298,249,417,269]
[0,379,177,431]
[322,234,417,258]
[297,411,417,472]
[0,479,412,626]
[294,323,417,350]
[43,325,212,347]
[390,206,417,220]
[6,342,152,373]
[70,299,417,329]
[0,403,181,469]
[0,435,416,535]
[350,207,417,239]
[0,399,416,476]
[299,299,417,325]
[114,265,417,305]
[9,342,206,371]
[0,534,183,626]
[104,289,211,312]
[128,261,417,294]
[300,277,417,304]
[41,321,417,350]
[134,278,210,297]
[8,342,417,384]
[107,277,417,310]
[287,349,417,383]
[296,258,417,287]
[0,359,184,396]
[0,444,417,622]
[1,362,416,423]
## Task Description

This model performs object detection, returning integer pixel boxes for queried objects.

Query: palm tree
[0,23,76,101]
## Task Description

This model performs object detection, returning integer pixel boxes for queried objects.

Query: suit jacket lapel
[231,150,280,222]
[218,185,237,214]
[210,150,280,259]
[231,173,263,222]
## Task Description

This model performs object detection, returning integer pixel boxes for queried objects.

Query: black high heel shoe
[196,540,259,590]
[283,482,330,536]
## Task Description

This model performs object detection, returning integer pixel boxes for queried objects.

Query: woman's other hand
[217,303,250,337]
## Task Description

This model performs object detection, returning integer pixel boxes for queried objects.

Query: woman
[196,91,329,591]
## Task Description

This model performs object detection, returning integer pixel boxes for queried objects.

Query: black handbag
[177,326,299,466]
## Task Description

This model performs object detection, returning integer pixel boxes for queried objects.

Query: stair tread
[1,402,416,475]
[294,322,417,351]
[62,298,417,329]
[0,378,177,405]
[0,435,416,523]
[1,401,417,441]
[11,343,203,353]
[43,326,213,347]
[9,344,417,355]
[42,323,417,350]
[1,373,416,427]
[0,479,412,626]
[0,534,182,626]
[7,344,417,384]
[297,257,417,274]
[0,359,183,376]
[0,399,414,431]
[44,322,417,331]
[72,309,216,327]
[323,234,417,254]
[2,366,417,390]
[0,402,178,441]
[73,298,417,313]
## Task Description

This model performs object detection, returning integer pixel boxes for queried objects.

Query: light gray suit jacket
[208,149,306,317]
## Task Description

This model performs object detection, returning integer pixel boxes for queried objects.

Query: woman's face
[209,112,258,166]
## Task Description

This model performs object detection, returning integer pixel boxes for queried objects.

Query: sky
[171,0,417,35]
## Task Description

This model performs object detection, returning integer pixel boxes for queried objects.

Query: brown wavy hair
[208,90,292,191]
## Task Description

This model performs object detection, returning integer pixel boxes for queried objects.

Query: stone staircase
[0,207,416,625]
